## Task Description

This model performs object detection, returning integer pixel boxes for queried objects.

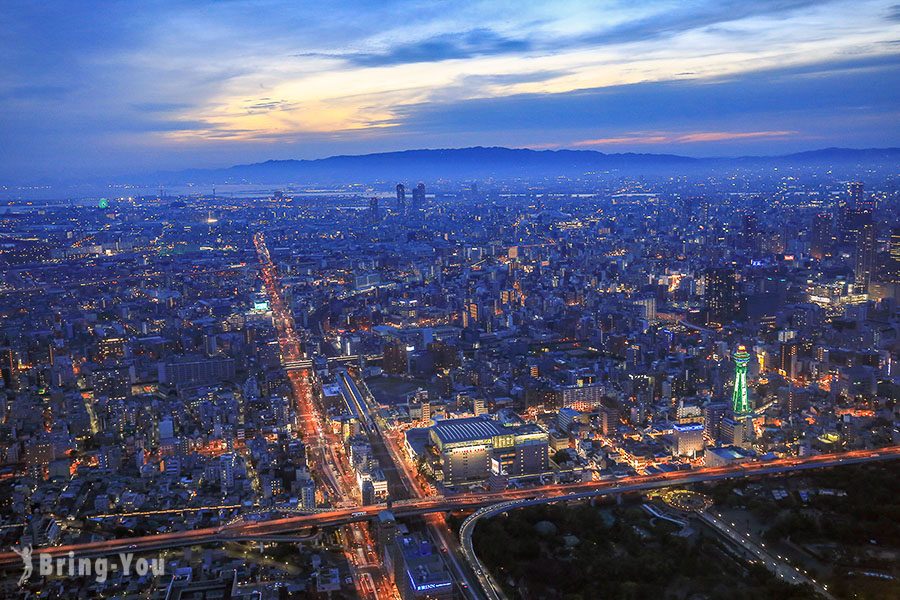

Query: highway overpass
[1,446,896,571]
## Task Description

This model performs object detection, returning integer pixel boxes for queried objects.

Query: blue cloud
[311,0,831,68]
[577,0,829,47]
[387,54,900,150]
[302,28,533,66]
[0,84,73,101]
[131,102,196,113]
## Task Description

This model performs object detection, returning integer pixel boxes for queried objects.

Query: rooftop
[431,416,507,445]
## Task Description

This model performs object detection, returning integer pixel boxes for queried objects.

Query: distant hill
[160,146,900,185]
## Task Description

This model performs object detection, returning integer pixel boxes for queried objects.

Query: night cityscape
[1,2,899,599]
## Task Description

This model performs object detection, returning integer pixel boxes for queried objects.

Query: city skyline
[2,2,900,598]
[2,0,900,180]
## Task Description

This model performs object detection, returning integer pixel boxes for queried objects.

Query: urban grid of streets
[1,180,898,598]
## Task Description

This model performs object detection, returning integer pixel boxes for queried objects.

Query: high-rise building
[853,210,875,292]
[297,474,316,510]
[383,340,409,375]
[97,336,126,362]
[672,422,705,457]
[705,267,742,325]
[848,181,875,212]
[779,340,799,377]
[396,183,406,212]
[848,181,865,209]
[412,182,425,210]
[369,196,380,223]
[703,401,729,443]
[473,397,487,416]
[219,453,235,493]
[698,199,711,238]
[599,402,620,436]
[633,296,656,321]
[731,345,751,415]
[810,213,833,260]
[889,226,900,284]
[719,417,751,449]
[742,212,760,251]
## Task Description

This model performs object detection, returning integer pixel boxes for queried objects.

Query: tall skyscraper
[395,183,406,212]
[731,345,751,415]
[705,267,741,325]
[810,212,832,260]
[369,196,380,223]
[412,182,425,209]
[853,210,875,292]
[889,226,900,284]
[779,340,799,378]
[848,181,864,209]
[742,212,759,251]
[841,182,864,245]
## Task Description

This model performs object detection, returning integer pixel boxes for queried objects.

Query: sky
[1,0,899,181]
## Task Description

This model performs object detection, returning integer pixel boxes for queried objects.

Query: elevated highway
[1,446,896,570]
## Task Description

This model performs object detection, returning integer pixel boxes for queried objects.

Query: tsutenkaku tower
[731,345,751,415]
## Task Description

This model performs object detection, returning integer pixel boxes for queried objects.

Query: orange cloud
[565,129,798,147]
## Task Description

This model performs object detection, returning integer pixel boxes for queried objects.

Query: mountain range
[161,146,900,185]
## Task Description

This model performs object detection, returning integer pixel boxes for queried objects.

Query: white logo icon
[10,544,33,587]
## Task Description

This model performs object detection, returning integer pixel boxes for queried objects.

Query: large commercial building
[428,416,549,485]
[559,382,604,411]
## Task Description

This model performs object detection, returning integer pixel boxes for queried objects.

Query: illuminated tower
[731,345,751,415]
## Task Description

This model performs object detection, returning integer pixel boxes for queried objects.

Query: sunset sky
[2,0,899,180]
